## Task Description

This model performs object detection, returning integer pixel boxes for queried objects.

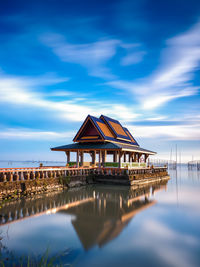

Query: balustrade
[0,166,167,184]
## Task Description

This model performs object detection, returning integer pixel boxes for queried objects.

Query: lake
[0,166,200,267]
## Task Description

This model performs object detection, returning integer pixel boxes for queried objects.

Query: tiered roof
[51,114,156,155]
[73,115,139,146]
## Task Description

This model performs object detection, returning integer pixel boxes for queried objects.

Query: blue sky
[0,0,200,162]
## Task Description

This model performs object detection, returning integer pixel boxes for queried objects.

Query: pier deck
[0,166,169,202]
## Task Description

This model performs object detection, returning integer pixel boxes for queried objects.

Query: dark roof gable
[73,114,139,146]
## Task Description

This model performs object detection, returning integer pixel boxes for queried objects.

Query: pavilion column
[118,151,122,168]
[76,150,80,168]
[99,150,102,168]
[104,150,107,166]
[133,153,137,162]
[129,153,133,163]
[92,150,96,166]
[65,151,70,164]
[113,151,117,162]
[128,153,131,163]
[138,153,142,163]
[144,154,149,163]
[102,150,107,167]
[123,153,126,162]
[136,153,138,162]
[80,151,84,167]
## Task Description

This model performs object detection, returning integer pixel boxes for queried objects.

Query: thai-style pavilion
[51,115,156,168]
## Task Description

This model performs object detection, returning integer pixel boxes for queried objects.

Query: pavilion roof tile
[73,115,139,146]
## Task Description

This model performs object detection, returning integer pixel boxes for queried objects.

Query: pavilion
[51,115,156,168]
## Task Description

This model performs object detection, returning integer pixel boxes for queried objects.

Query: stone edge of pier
[0,167,169,205]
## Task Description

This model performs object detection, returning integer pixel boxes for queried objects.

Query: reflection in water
[0,181,168,250]
[1,167,200,267]
[59,188,156,250]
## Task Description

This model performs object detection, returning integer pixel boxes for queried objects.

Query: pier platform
[0,166,169,202]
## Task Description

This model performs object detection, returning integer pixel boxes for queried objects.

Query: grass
[0,233,72,267]
[0,248,73,267]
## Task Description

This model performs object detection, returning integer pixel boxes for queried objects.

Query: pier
[0,165,169,202]
[0,165,168,183]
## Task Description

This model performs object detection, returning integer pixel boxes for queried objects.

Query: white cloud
[121,51,146,66]
[0,128,75,140]
[0,74,139,122]
[41,34,119,79]
[137,220,199,267]
[108,21,200,109]
[128,123,200,140]
[41,33,146,79]
[146,116,168,121]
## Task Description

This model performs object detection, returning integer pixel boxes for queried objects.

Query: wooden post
[65,151,70,164]
[131,152,134,162]
[138,153,142,163]
[94,150,96,165]
[133,153,137,162]
[92,150,96,166]
[119,151,122,168]
[76,150,79,168]
[123,153,126,162]
[145,154,149,163]
[102,151,106,167]
[113,151,117,162]
[80,151,84,167]
[104,150,107,167]
[128,153,132,163]
[99,150,102,168]
[102,151,104,167]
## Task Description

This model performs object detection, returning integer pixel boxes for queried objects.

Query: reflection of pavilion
[59,184,166,250]
[0,181,168,250]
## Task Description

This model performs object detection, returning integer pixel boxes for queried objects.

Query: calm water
[0,161,66,169]
[0,166,200,267]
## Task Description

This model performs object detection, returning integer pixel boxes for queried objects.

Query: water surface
[0,166,200,266]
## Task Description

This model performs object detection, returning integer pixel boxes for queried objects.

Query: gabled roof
[100,115,131,142]
[73,114,139,146]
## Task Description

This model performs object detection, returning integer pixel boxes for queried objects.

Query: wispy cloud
[41,34,119,79]
[121,51,146,66]
[137,220,199,267]
[0,74,139,122]
[41,34,146,79]
[108,21,200,109]
[0,128,75,140]
[128,123,200,140]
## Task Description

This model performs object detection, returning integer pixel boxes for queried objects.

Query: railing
[69,162,147,168]
[0,166,95,183]
[0,166,168,183]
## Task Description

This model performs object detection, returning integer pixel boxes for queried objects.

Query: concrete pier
[0,166,169,201]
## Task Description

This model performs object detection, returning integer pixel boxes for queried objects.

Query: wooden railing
[0,166,168,183]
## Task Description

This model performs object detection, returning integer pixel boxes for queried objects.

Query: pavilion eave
[51,141,156,155]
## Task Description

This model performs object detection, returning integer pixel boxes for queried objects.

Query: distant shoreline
[0,160,66,169]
